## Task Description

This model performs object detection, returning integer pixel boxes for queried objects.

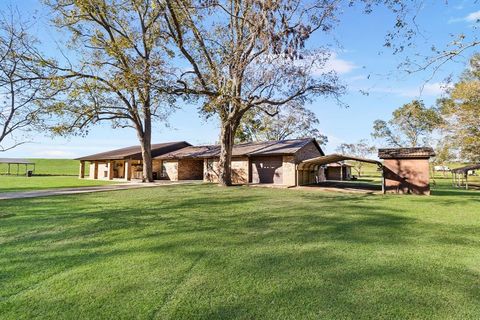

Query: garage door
[250,156,283,184]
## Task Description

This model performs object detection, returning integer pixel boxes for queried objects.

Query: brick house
[77,138,323,186]
[155,138,324,186]
[76,141,191,180]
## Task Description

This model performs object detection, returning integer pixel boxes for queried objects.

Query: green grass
[0,175,115,193]
[0,159,81,176]
[0,182,479,319]
[0,159,115,193]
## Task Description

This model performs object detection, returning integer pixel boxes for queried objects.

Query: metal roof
[155,138,324,160]
[76,141,191,161]
[298,154,381,170]
[378,147,435,159]
[451,164,480,173]
[0,158,35,164]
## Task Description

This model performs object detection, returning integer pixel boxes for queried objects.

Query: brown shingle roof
[76,141,191,161]
[378,147,435,159]
[155,138,323,160]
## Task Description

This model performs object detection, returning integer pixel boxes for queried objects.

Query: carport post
[465,173,469,190]
[381,165,386,194]
[79,161,85,179]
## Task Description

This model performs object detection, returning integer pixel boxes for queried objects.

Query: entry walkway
[0,180,201,200]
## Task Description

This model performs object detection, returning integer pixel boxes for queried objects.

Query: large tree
[42,0,175,182]
[164,0,353,186]
[437,54,480,162]
[371,100,444,147]
[0,12,50,152]
[336,139,375,177]
[235,103,328,145]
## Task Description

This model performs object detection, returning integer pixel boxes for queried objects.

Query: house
[78,138,324,185]
[155,138,324,185]
[378,147,435,195]
[76,141,191,180]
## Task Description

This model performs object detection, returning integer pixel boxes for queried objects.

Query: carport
[297,154,384,192]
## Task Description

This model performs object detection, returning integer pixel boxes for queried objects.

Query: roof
[155,138,323,160]
[0,158,35,165]
[298,154,381,170]
[451,164,480,173]
[76,141,191,161]
[378,147,435,159]
[327,162,354,167]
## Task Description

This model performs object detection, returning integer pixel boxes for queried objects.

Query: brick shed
[378,147,436,195]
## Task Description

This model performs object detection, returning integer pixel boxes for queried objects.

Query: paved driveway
[0,181,202,200]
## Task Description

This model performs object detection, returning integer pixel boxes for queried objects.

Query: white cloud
[465,10,480,22]
[365,82,451,98]
[311,52,357,76]
[324,53,357,74]
[449,10,480,23]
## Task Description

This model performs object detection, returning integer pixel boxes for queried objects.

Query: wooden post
[79,161,85,179]
[465,173,469,190]
[93,161,99,179]
[107,160,114,180]
[7,163,10,175]
[381,166,386,194]
[125,159,131,181]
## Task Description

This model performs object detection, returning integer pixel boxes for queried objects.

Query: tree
[42,0,175,182]
[164,0,346,186]
[336,139,375,176]
[437,54,480,162]
[371,100,444,147]
[235,103,328,145]
[0,12,50,152]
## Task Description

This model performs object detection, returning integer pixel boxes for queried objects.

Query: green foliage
[235,104,328,144]
[372,100,444,147]
[438,54,480,162]
[0,183,479,318]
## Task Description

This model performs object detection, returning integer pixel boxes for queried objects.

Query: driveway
[0,180,201,200]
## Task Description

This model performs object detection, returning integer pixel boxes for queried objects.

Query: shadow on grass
[0,184,479,318]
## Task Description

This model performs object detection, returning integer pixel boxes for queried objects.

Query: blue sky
[1,0,479,158]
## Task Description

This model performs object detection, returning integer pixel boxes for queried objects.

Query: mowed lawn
[1,183,479,319]
[0,159,114,193]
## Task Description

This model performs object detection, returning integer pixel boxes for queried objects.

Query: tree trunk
[137,116,153,183]
[218,121,236,186]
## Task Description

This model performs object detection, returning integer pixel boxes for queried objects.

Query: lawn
[0,159,114,193]
[0,183,479,319]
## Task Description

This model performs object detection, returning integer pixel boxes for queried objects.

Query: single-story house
[78,138,324,186]
[76,141,191,180]
[155,138,325,185]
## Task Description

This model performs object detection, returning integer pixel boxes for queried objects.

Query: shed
[378,147,435,195]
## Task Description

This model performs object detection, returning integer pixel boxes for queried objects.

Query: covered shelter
[451,164,480,190]
[0,158,36,176]
[297,154,384,191]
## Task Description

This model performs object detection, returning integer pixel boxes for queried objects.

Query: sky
[1,0,479,159]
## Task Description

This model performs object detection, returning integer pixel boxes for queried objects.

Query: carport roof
[298,154,381,170]
[0,158,35,164]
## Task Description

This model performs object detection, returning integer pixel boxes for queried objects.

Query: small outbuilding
[0,158,36,176]
[378,147,435,195]
[451,164,480,190]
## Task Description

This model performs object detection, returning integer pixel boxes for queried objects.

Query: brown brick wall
[178,159,204,180]
[204,157,249,184]
[282,155,296,186]
[383,158,431,195]
[163,160,178,181]
[295,141,323,162]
